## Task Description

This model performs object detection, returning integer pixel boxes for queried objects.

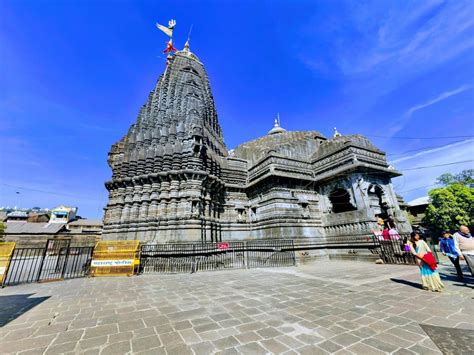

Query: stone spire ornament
[268,113,286,135]
[333,127,342,137]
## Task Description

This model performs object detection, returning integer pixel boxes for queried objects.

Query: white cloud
[392,138,474,201]
[300,1,474,97]
[342,1,474,75]
[390,85,472,134]
[390,138,474,164]
[404,86,471,119]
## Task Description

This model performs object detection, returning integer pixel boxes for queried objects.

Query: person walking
[439,231,463,280]
[453,225,474,276]
[409,231,444,292]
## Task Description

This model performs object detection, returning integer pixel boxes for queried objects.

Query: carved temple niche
[367,184,389,218]
[328,188,357,213]
[250,206,257,222]
[298,200,310,219]
[235,206,247,223]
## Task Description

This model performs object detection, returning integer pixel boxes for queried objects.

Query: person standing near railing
[408,231,444,292]
[453,225,474,276]
[440,231,464,280]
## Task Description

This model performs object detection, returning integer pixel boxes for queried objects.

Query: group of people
[439,226,474,281]
[408,225,474,292]
[374,215,401,240]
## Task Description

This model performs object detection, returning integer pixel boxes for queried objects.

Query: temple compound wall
[102,44,411,244]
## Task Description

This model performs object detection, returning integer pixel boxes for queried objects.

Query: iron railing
[3,235,419,285]
[140,242,246,273]
[4,245,94,286]
[246,240,296,268]
[371,234,417,265]
[4,248,45,285]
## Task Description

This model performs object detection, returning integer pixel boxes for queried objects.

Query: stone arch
[329,188,357,213]
[367,184,389,218]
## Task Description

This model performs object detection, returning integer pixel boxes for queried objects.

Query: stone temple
[103,43,410,242]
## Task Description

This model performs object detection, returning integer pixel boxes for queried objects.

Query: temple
[103,43,411,242]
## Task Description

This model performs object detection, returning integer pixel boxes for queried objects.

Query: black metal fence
[3,235,419,286]
[140,242,247,273]
[4,248,45,285]
[371,234,417,265]
[246,240,296,268]
[4,241,93,286]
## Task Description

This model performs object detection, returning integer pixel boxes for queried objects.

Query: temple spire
[268,113,286,135]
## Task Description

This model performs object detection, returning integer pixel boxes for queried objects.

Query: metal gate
[246,240,296,268]
[4,242,94,286]
[373,236,416,265]
[37,239,71,282]
[140,242,245,274]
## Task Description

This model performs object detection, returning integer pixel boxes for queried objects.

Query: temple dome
[233,130,326,166]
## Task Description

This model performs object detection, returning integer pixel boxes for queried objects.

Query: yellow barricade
[91,240,140,277]
[0,242,16,286]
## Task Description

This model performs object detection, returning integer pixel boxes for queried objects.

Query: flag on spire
[156,19,177,54]
[156,19,176,38]
[163,39,177,53]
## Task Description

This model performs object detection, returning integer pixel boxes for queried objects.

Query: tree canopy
[0,222,4,241]
[436,169,474,188]
[423,182,474,232]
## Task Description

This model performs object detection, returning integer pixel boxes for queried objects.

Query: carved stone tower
[103,44,228,242]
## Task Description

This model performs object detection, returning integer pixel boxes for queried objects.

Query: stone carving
[102,44,411,243]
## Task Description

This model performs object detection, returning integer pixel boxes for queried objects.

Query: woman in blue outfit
[409,232,444,292]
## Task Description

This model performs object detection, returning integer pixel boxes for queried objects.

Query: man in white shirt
[453,225,474,276]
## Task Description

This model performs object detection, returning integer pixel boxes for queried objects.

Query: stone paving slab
[0,260,473,354]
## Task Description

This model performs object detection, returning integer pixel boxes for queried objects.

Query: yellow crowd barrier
[90,240,140,277]
[0,242,16,286]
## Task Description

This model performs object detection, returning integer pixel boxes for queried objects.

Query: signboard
[218,242,230,250]
[91,260,134,267]
[91,241,140,277]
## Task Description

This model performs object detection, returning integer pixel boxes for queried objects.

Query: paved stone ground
[0,259,473,355]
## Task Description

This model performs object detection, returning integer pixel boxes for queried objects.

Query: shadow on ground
[390,278,422,289]
[420,324,474,355]
[439,272,474,290]
[0,294,50,327]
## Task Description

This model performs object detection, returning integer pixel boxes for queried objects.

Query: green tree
[436,169,474,187]
[423,183,474,232]
[0,222,4,241]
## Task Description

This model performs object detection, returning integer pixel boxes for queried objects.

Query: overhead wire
[366,134,474,140]
[0,183,104,202]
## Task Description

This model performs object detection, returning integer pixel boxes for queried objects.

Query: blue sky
[1,0,473,218]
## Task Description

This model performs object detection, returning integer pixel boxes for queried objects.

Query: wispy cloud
[390,138,474,164]
[404,85,471,118]
[390,85,472,135]
[392,138,474,201]
[300,1,474,86]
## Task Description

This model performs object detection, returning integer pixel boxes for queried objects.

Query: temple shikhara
[103,36,410,242]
